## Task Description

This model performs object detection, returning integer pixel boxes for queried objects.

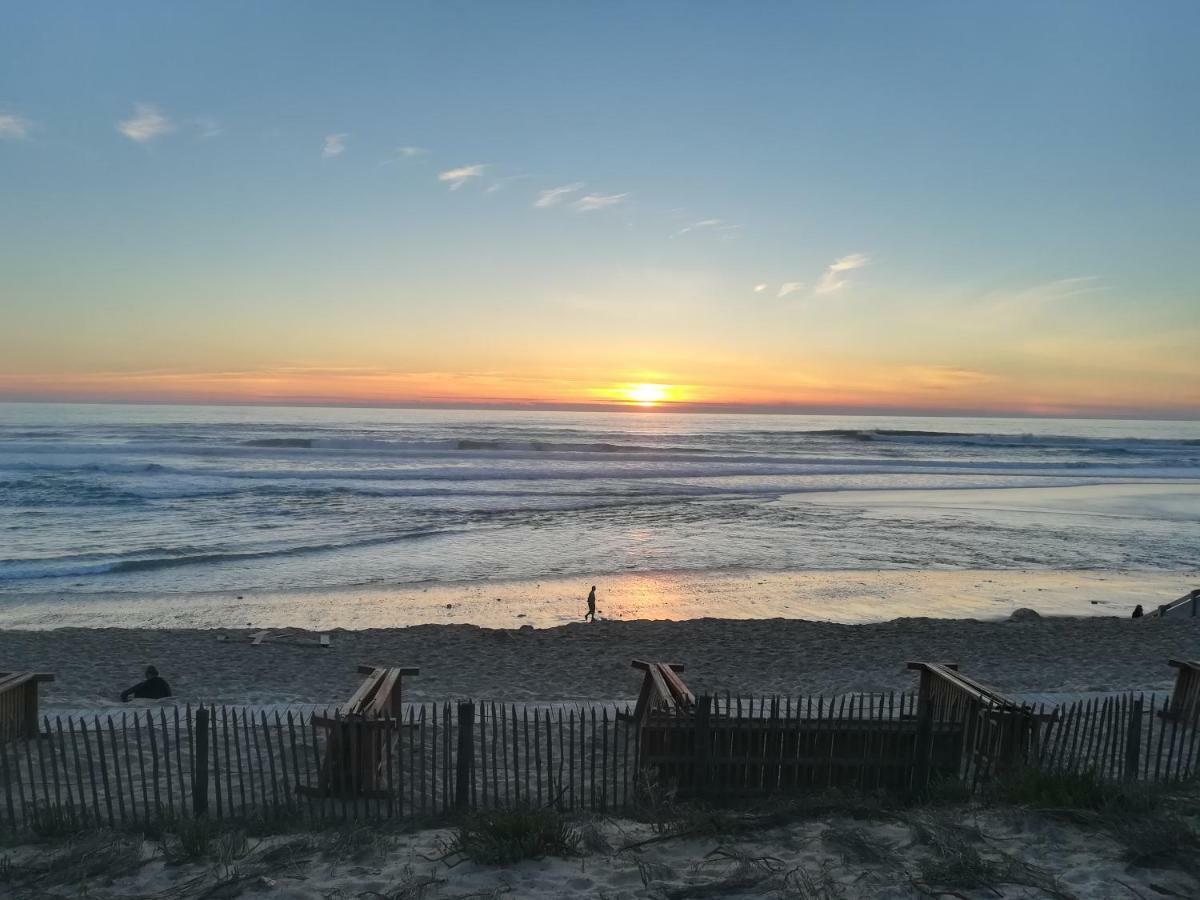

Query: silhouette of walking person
[1132,604,1144,619]
[585,585,597,622]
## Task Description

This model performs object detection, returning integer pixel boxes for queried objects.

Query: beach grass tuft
[28,803,88,839]
[448,807,581,865]
[821,823,902,868]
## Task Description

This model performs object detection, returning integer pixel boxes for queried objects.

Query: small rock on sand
[1009,608,1041,622]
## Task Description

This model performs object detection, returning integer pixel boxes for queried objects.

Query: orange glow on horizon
[0,363,1196,418]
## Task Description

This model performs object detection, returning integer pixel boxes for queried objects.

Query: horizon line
[1,395,1197,423]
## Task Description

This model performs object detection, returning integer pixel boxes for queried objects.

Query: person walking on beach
[121,665,173,701]
[585,585,597,622]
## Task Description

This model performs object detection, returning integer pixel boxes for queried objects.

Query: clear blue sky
[2,2,1198,415]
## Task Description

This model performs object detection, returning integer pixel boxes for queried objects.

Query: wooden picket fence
[0,702,637,832]
[2,692,1199,833]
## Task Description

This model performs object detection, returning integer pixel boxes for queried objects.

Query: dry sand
[4,807,1197,899]
[4,613,1199,713]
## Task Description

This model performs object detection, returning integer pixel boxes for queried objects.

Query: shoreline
[0,567,1193,630]
[5,613,1199,713]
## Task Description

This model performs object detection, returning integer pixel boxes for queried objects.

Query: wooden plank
[659,665,695,707]
[47,717,66,816]
[568,709,575,810]
[250,630,270,646]
[647,666,674,712]
[430,703,439,815]
[419,705,428,817]
[80,718,101,825]
[455,703,474,812]
[368,668,403,717]
[491,702,500,810]
[273,712,291,812]
[94,716,114,827]
[550,708,560,810]
[230,708,246,812]
[201,707,217,820]
[343,669,385,716]
[249,706,266,810]
[67,716,90,824]
[0,737,15,829]
[408,706,417,817]
[307,709,325,821]
[1153,694,1170,780]
[286,711,303,820]
[160,710,174,819]
[193,707,209,816]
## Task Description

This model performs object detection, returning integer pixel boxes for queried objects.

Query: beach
[6,600,1198,714]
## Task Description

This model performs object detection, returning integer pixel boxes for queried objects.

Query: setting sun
[625,383,671,405]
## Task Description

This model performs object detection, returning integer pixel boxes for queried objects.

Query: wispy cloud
[0,113,32,140]
[322,133,348,158]
[117,104,173,142]
[486,174,531,194]
[194,117,222,139]
[904,365,998,390]
[397,146,428,158]
[986,276,1101,313]
[534,183,584,208]
[753,283,768,293]
[777,282,805,298]
[814,253,869,294]
[573,192,628,212]
[673,218,741,239]
[438,164,487,190]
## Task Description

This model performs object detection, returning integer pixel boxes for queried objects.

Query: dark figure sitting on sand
[121,665,172,702]
[585,585,597,622]
[1132,604,1144,619]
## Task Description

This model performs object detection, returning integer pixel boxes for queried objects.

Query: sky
[1,2,1198,418]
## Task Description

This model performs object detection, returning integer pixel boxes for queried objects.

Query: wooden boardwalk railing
[1148,589,1200,618]
[0,673,54,744]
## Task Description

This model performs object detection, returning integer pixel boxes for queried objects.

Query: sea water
[1,403,1198,605]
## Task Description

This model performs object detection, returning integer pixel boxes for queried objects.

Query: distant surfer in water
[585,585,597,622]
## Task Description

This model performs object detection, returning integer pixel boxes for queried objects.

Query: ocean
[2,403,1198,616]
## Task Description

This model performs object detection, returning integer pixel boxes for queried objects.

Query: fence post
[1124,695,1144,780]
[194,707,209,817]
[913,674,933,791]
[694,695,711,795]
[455,702,474,813]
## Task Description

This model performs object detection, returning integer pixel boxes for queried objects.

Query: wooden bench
[626,660,695,726]
[0,672,54,743]
[1163,660,1200,723]
[300,664,419,798]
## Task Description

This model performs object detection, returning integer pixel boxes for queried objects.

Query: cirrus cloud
[814,252,869,294]
[438,164,487,190]
[117,104,173,142]
[322,133,348,158]
[573,192,628,212]
[0,113,32,140]
[534,183,584,208]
